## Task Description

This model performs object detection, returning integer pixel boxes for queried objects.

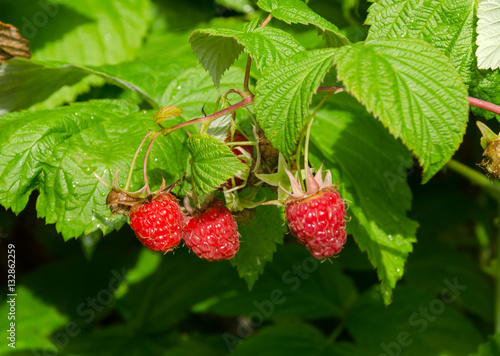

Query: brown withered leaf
[0,21,31,64]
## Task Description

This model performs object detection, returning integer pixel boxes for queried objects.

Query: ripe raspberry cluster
[127,193,240,261]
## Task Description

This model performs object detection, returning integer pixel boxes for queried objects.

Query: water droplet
[154,158,158,162]
[74,112,78,116]
[177,85,182,90]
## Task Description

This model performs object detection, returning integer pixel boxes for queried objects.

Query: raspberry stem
[143,132,159,195]
[159,95,254,136]
[125,131,154,191]
[302,88,343,191]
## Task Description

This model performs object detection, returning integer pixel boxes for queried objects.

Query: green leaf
[469,334,500,356]
[190,26,305,87]
[0,286,68,354]
[405,239,494,322]
[231,323,327,356]
[347,287,483,356]
[476,0,500,70]
[1,0,153,66]
[197,244,358,319]
[254,48,335,157]
[187,134,247,196]
[334,39,469,183]
[189,28,243,90]
[0,99,188,240]
[257,0,349,47]
[309,93,417,304]
[0,59,89,114]
[230,189,285,289]
[365,0,475,83]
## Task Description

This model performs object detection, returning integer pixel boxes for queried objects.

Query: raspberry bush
[1,0,500,355]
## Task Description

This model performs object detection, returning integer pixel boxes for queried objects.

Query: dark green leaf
[231,323,327,356]
[334,39,469,182]
[405,239,494,322]
[347,287,483,356]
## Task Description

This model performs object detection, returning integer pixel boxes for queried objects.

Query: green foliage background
[0,0,498,355]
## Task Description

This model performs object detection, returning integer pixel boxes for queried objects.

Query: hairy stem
[244,55,252,94]
[160,95,254,135]
[304,89,342,190]
[468,97,500,116]
[260,13,272,27]
[125,132,153,191]
[143,133,159,195]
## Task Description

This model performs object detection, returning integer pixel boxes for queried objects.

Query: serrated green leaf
[257,0,349,47]
[187,134,247,196]
[334,39,469,183]
[469,334,500,356]
[347,287,483,356]
[477,0,500,70]
[0,99,188,240]
[230,189,285,289]
[190,26,305,87]
[366,0,475,83]
[198,244,358,319]
[254,48,335,157]
[189,29,243,90]
[231,323,327,356]
[309,93,417,304]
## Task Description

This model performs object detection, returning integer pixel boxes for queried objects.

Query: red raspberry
[285,189,346,259]
[281,167,347,259]
[129,192,183,253]
[183,200,239,261]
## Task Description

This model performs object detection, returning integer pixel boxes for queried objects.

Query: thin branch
[468,96,500,116]
[244,54,252,94]
[161,95,254,135]
[260,13,272,27]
